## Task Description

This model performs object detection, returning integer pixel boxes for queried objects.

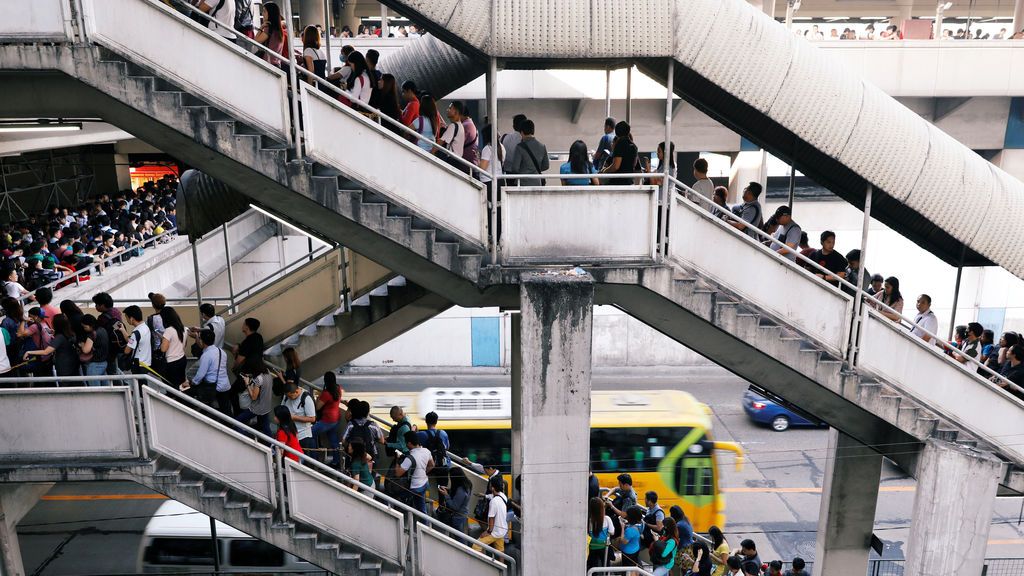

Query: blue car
[742,388,825,431]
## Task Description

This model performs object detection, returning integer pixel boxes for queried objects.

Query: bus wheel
[771,415,790,432]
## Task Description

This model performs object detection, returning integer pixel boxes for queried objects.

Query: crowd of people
[0,176,177,304]
[584,472,809,576]
[798,22,1024,40]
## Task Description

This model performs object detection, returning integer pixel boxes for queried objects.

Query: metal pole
[605,68,612,119]
[210,516,221,575]
[625,66,633,125]
[380,3,387,37]
[787,162,796,212]
[191,241,203,308]
[488,56,499,264]
[849,184,872,365]
[308,236,314,263]
[948,246,966,341]
[661,59,674,257]
[323,0,332,70]
[222,224,236,314]
[282,0,302,158]
[340,248,351,312]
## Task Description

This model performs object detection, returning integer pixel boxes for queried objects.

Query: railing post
[339,248,351,312]
[847,183,872,366]
[191,240,204,309]
[273,448,288,524]
[661,58,674,258]
[222,223,236,314]
[132,375,149,460]
[282,0,302,159]
[488,55,499,263]
[406,509,419,576]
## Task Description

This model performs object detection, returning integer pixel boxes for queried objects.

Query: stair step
[201,484,229,499]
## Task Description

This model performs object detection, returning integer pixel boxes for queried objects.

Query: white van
[138,500,318,573]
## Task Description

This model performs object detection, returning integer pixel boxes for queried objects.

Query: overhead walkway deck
[381,0,1024,276]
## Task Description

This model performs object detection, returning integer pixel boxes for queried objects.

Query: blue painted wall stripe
[471,317,501,367]
[1004,97,1024,149]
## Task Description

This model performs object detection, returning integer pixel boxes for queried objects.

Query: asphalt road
[17,366,1024,573]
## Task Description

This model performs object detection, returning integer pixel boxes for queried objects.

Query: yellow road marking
[723,486,915,494]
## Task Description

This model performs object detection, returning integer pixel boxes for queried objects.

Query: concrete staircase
[592,265,1024,494]
[143,455,402,575]
[268,277,451,375]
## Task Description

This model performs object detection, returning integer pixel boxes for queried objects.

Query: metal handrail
[167,0,488,181]
[587,568,655,576]
[19,227,179,304]
[14,371,516,574]
[664,173,1024,402]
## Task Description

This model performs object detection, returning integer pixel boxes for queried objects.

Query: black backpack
[649,539,672,566]
[641,506,661,547]
[100,312,127,363]
[234,0,253,31]
[348,420,378,460]
[424,429,448,468]
[474,493,505,525]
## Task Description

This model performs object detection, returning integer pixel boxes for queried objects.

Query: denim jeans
[311,420,340,465]
[235,409,271,437]
[410,483,428,515]
[85,361,109,386]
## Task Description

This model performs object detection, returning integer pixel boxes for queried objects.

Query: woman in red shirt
[274,405,303,462]
[313,372,343,467]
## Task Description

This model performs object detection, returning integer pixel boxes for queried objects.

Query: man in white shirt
[193,0,235,39]
[437,103,466,161]
[911,294,938,343]
[474,476,509,553]
[282,382,317,453]
[394,431,434,515]
[193,303,226,350]
[692,158,715,200]
[122,305,152,374]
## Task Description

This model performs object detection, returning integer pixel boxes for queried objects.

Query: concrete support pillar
[896,2,914,32]
[0,483,53,576]
[340,0,359,31]
[299,0,326,29]
[517,271,594,576]
[1014,0,1024,37]
[813,429,882,576]
[728,150,766,204]
[904,439,1004,576]
[510,312,522,485]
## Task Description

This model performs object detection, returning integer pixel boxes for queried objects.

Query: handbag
[517,141,547,185]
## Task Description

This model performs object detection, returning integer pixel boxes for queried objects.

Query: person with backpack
[93,292,126,376]
[437,102,466,168]
[347,441,375,489]
[414,93,441,153]
[649,517,679,576]
[233,0,253,39]
[341,399,384,468]
[587,497,615,569]
[23,312,75,382]
[281,381,316,454]
[273,405,303,462]
[729,182,764,240]
[189,0,235,39]
[385,405,414,458]
[312,371,343,467]
[473,476,508,554]
[417,411,450,516]
[640,491,665,548]
[146,293,167,376]
[393,431,434,514]
[120,306,152,376]
[507,119,549,186]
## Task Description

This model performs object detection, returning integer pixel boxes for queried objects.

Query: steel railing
[2,372,516,575]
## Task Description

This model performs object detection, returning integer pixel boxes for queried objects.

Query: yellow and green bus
[354,387,743,531]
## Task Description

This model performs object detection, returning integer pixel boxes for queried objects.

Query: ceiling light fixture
[0,122,83,134]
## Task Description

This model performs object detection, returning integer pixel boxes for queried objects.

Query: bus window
[701,466,715,496]
[444,429,513,473]
[229,539,286,566]
[590,427,691,473]
[143,538,216,565]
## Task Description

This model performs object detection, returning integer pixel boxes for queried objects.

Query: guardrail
[0,373,516,575]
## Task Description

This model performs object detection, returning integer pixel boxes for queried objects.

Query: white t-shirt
[693,178,715,200]
[480,143,505,184]
[206,0,235,39]
[127,322,153,366]
[400,446,432,489]
[3,281,25,299]
[440,121,465,157]
[162,326,186,363]
[487,493,509,538]
[282,392,316,440]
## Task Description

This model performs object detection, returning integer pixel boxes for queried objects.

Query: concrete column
[728,150,766,205]
[1014,0,1024,37]
[0,483,53,576]
[813,429,882,576]
[510,312,522,484]
[904,439,1004,576]
[896,2,914,31]
[518,271,594,576]
[340,0,359,31]
[299,0,326,29]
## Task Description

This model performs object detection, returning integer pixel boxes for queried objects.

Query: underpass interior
[2,0,1024,575]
